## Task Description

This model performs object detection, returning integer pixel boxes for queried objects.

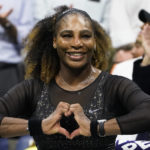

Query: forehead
[57,13,93,31]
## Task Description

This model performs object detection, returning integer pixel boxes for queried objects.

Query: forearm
[0,117,29,138]
[116,101,150,134]
[141,55,150,66]
[0,18,17,43]
[141,24,150,66]
[104,118,121,136]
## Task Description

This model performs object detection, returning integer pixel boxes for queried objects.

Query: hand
[69,103,91,139]
[0,5,13,19]
[42,102,71,138]
[140,24,150,66]
[0,5,17,43]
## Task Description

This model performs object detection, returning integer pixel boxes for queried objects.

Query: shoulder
[103,71,139,92]
[8,78,44,95]
[103,72,143,103]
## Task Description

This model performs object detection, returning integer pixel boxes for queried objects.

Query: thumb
[59,127,70,139]
[70,129,80,139]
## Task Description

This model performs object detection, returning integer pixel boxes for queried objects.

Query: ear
[53,38,56,49]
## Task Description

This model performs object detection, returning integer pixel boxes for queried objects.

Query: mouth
[65,52,86,60]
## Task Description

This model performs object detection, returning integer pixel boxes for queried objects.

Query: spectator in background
[0,1,35,97]
[110,36,145,74]
[108,0,150,48]
[110,43,134,74]
[113,43,134,64]
[112,9,150,147]
[0,0,35,150]
[131,33,145,58]
[112,9,150,92]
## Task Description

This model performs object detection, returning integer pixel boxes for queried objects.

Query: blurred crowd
[0,0,150,150]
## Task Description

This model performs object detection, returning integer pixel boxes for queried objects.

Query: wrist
[0,18,12,29]
[97,119,106,137]
[141,55,150,66]
[90,119,106,138]
[90,120,99,138]
[41,118,49,134]
[28,119,43,136]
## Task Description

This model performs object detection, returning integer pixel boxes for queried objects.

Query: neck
[60,65,93,83]
[56,65,101,91]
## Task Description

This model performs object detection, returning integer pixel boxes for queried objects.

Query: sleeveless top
[31,72,116,150]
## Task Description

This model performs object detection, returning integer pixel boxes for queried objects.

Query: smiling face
[53,13,95,70]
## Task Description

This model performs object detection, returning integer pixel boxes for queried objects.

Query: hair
[24,5,111,83]
[115,43,134,52]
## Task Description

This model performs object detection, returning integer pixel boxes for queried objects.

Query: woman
[0,6,150,150]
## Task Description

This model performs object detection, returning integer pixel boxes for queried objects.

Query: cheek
[84,39,95,49]
[56,40,70,52]
[56,49,65,58]
[85,42,95,53]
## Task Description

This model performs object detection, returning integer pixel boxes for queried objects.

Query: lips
[66,52,86,60]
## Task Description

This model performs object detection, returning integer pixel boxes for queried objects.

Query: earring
[53,44,56,49]
[94,44,96,51]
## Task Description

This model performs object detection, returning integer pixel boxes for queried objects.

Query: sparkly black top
[0,72,150,150]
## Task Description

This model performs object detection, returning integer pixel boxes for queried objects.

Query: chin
[67,62,89,70]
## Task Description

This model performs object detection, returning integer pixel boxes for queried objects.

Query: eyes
[82,34,92,39]
[62,34,72,38]
[60,31,93,40]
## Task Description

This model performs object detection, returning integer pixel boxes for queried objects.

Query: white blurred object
[33,0,111,29]
[108,0,150,48]
[111,57,142,80]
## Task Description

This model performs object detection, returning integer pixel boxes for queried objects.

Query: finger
[57,102,70,110]
[6,8,13,17]
[70,104,84,116]
[70,129,80,139]
[60,107,70,115]
[70,103,81,108]
[56,102,70,114]
[64,110,72,117]
[70,103,82,111]
[59,127,71,139]
[1,9,13,18]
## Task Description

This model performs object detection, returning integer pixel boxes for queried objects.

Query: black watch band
[98,119,106,137]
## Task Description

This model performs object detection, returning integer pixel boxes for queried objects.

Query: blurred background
[0,0,150,149]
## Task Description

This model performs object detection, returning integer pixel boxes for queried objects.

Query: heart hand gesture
[69,103,91,139]
[42,102,71,138]
[42,102,91,139]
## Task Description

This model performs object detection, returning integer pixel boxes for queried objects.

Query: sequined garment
[31,72,116,150]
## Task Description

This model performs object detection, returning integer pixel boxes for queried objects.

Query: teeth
[71,53,82,56]
[67,52,84,56]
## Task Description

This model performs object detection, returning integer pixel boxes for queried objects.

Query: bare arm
[0,5,17,43]
[104,118,121,136]
[0,80,39,138]
[0,117,29,138]
[141,24,150,66]
[0,102,71,138]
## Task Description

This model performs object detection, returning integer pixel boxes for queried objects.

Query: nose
[72,37,83,49]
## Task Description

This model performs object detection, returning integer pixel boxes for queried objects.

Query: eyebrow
[80,30,93,34]
[60,29,93,34]
[60,30,72,34]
